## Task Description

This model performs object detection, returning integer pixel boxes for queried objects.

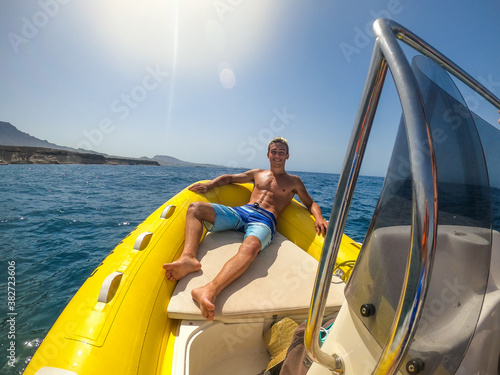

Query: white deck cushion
[167,231,345,322]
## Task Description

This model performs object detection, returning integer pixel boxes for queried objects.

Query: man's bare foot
[191,285,216,320]
[163,256,201,281]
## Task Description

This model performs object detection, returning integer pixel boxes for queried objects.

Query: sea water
[0,165,383,372]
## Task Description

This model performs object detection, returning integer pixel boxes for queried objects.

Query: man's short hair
[268,137,289,154]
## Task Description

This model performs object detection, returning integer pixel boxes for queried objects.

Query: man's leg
[191,235,261,320]
[163,202,216,281]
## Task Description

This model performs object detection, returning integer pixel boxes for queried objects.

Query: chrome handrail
[304,36,389,374]
[304,18,500,374]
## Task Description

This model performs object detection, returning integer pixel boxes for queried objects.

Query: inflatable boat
[24,18,500,375]
[23,181,360,375]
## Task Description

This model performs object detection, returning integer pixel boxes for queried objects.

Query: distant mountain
[151,155,188,166]
[0,121,225,167]
[0,121,78,152]
[151,155,224,168]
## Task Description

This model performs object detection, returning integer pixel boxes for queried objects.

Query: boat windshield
[345,55,497,374]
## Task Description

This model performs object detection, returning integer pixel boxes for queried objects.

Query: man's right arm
[189,170,259,194]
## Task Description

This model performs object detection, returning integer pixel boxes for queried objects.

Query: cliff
[0,121,225,167]
[0,145,160,166]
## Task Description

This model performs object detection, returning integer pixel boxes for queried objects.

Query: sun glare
[78,0,277,76]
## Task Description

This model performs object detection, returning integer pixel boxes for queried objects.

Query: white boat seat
[167,231,345,322]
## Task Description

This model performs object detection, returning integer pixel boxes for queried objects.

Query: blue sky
[1,0,499,176]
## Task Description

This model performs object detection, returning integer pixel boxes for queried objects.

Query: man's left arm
[295,178,328,236]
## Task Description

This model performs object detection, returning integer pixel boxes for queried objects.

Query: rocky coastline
[0,145,160,166]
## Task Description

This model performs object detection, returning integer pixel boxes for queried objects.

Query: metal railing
[304,18,500,374]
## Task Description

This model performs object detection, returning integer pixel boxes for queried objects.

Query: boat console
[305,18,500,375]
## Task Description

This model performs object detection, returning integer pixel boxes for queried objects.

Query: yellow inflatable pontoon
[24,182,360,375]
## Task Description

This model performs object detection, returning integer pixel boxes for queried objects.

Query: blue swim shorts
[204,204,277,250]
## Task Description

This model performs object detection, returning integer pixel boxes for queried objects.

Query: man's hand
[189,182,213,194]
[315,217,328,237]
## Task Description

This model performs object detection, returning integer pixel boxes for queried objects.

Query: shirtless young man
[163,137,328,320]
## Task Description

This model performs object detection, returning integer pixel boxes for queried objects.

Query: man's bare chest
[255,174,294,195]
